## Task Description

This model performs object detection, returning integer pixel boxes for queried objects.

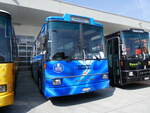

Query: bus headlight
[0,65,6,73]
[0,85,7,93]
[148,61,150,65]
[102,74,108,79]
[52,79,62,85]
[129,72,134,76]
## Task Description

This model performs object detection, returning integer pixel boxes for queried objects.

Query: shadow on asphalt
[51,87,115,106]
[0,71,47,113]
[0,71,116,112]
[120,81,150,90]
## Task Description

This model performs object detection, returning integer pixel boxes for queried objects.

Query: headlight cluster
[102,74,109,79]
[0,65,6,73]
[129,72,134,76]
[148,61,150,65]
[0,85,7,93]
[52,79,62,85]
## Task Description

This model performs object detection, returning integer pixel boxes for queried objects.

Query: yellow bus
[0,10,17,107]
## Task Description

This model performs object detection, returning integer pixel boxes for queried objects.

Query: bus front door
[107,38,120,86]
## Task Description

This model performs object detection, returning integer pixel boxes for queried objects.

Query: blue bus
[31,14,109,98]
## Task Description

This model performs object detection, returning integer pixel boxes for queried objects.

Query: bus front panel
[43,60,109,98]
[0,63,14,107]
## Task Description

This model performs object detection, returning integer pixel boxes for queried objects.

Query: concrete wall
[0,0,150,37]
[0,0,150,30]
[14,24,41,37]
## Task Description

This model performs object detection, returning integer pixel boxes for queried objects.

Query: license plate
[82,88,91,92]
[144,77,149,80]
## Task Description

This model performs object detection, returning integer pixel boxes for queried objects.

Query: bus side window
[36,24,47,55]
[43,24,48,50]
[6,20,11,37]
[40,24,48,52]
[36,40,41,55]
[0,18,5,38]
[32,43,36,56]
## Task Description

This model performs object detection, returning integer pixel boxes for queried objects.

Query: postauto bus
[0,10,17,107]
[31,14,109,98]
[105,28,150,86]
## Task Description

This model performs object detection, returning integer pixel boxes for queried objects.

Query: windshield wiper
[94,54,101,60]
[66,56,74,62]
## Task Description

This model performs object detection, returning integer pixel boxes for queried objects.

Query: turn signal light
[120,61,124,66]
[44,64,47,69]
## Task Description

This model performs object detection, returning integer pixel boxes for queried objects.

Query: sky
[62,0,150,22]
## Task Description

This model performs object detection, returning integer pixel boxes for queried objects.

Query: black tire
[30,63,33,76]
[38,75,43,94]
[110,77,116,87]
[14,65,18,94]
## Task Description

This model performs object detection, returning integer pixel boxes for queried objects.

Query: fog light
[52,79,62,85]
[102,74,108,79]
[148,61,150,65]
[129,72,134,76]
[0,85,7,93]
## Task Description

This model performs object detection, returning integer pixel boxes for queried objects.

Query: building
[0,0,150,37]
[0,0,150,69]
[16,35,34,65]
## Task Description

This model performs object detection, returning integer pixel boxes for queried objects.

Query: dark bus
[105,29,150,86]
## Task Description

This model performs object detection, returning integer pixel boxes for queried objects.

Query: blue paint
[45,14,103,27]
[33,14,109,98]
[42,60,109,98]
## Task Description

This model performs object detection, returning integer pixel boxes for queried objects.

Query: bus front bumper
[44,80,109,98]
[122,69,150,84]
[0,92,14,107]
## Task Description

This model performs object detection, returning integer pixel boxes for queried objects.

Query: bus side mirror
[121,44,127,55]
[44,33,49,48]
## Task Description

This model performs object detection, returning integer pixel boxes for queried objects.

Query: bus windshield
[122,31,150,58]
[48,21,104,60]
[0,16,12,62]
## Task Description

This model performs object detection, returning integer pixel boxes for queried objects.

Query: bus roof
[0,10,10,15]
[45,14,103,27]
[0,9,11,19]
[105,28,147,39]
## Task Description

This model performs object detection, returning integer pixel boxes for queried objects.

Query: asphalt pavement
[0,71,150,113]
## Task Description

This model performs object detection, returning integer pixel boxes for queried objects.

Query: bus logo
[53,63,64,73]
[129,62,141,67]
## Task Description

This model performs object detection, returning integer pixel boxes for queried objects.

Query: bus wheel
[116,80,123,87]
[38,76,42,94]
[110,80,115,87]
